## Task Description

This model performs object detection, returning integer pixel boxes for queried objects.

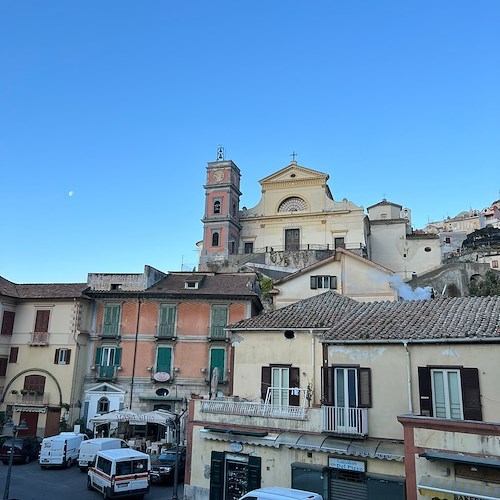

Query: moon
[68,191,74,197]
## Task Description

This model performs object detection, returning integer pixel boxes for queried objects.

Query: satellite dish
[153,372,170,382]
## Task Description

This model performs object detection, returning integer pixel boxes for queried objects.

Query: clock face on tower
[213,169,225,183]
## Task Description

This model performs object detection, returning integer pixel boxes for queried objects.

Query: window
[211,231,220,247]
[210,306,228,339]
[97,397,110,414]
[0,358,7,376]
[9,347,18,363]
[278,197,307,213]
[310,275,337,290]
[210,348,226,382]
[95,346,122,380]
[322,365,372,408]
[24,374,46,392]
[157,305,177,338]
[34,310,50,333]
[96,456,112,475]
[102,304,121,337]
[1,311,15,335]
[54,348,71,365]
[261,365,300,406]
[244,242,254,254]
[156,346,172,374]
[418,366,482,421]
[492,260,498,269]
[213,200,221,214]
[445,237,451,244]
[232,202,236,217]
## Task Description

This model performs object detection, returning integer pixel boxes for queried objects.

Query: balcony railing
[209,326,227,341]
[95,365,117,380]
[29,332,49,345]
[98,323,122,338]
[11,392,50,406]
[156,324,175,339]
[201,399,309,420]
[322,405,368,436]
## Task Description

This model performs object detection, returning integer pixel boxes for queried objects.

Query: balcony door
[334,367,359,433]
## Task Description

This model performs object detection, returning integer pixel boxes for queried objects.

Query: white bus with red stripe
[87,448,151,499]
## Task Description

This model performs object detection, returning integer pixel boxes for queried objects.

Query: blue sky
[1,1,499,284]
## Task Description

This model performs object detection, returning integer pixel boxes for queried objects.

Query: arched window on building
[212,232,220,247]
[278,197,307,213]
[97,397,110,414]
[213,200,221,214]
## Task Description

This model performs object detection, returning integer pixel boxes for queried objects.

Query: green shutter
[210,348,225,379]
[113,347,122,367]
[209,451,224,500]
[95,347,103,365]
[103,305,121,335]
[210,306,228,339]
[157,347,172,373]
[158,305,176,338]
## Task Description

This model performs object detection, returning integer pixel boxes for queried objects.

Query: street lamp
[2,417,29,500]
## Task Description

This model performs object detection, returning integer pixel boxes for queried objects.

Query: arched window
[213,200,221,214]
[97,397,110,414]
[211,232,220,247]
[278,197,307,213]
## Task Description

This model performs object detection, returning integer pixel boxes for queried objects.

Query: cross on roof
[290,151,298,162]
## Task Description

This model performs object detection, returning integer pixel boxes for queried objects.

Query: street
[0,460,183,500]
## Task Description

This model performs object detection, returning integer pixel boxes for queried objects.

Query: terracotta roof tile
[321,296,500,342]
[230,291,361,330]
[0,276,88,299]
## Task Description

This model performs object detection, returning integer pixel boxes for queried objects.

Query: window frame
[54,348,71,365]
[156,346,173,374]
[310,275,338,290]
[1,310,15,336]
[209,347,226,383]
[34,309,50,333]
[211,231,220,247]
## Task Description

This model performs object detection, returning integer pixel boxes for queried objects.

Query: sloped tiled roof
[0,276,88,299]
[321,296,500,343]
[229,291,361,330]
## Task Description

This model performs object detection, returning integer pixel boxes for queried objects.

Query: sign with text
[328,457,366,472]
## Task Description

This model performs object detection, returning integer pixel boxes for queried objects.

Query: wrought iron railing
[98,323,122,338]
[156,324,175,339]
[96,365,117,380]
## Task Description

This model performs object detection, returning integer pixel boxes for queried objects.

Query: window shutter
[157,347,172,373]
[330,276,338,289]
[210,348,225,379]
[65,349,71,365]
[209,451,225,500]
[358,368,372,408]
[35,310,50,333]
[54,349,60,364]
[461,368,482,421]
[289,367,300,406]
[1,311,15,335]
[261,366,271,401]
[418,366,433,416]
[0,358,7,376]
[95,347,103,366]
[310,276,318,289]
[114,347,122,366]
[321,366,334,405]
[247,456,262,491]
[9,347,18,363]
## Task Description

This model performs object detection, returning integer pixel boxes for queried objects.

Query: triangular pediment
[260,164,329,186]
[86,382,125,394]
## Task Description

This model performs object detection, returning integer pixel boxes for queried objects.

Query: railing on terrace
[12,392,51,405]
[246,243,365,254]
[209,325,227,340]
[322,405,368,436]
[201,399,309,420]
[156,324,175,339]
[98,324,122,338]
[95,365,117,380]
[29,332,49,345]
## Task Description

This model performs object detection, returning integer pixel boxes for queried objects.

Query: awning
[90,409,177,426]
[418,476,500,500]
[420,451,500,468]
[200,429,403,461]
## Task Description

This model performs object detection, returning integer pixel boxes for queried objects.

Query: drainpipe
[310,329,315,405]
[129,294,141,410]
[403,341,413,414]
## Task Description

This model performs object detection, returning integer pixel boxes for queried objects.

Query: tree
[469,271,500,296]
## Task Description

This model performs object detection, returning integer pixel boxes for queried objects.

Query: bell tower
[199,147,242,270]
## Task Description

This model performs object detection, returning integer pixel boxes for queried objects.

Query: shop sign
[328,457,366,472]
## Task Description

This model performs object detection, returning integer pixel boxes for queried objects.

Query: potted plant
[20,389,28,395]
[10,390,18,395]
[61,403,70,411]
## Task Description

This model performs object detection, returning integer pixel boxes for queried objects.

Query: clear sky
[1,1,499,284]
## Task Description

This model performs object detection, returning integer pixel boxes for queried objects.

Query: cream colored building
[185,293,500,500]
[0,277,92,437]
[270,247,398,309]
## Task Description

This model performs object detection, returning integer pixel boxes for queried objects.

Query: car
[150,446,186,484]
[0,435,42,465]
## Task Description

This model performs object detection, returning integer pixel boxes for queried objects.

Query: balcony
[201,399,309,421]
[29,332,49,346]
[8,392,50,406]
[322,405,368,437]
[95,365,117,381]
[209,325,227,341]
[98,323,122,339]
[155,324,175,340]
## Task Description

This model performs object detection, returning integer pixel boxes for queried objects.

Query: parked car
[78,437,129,472]
[0,435,42,464]
[151,446,186,484]
[239,487,323,500]
[39,432,88,468]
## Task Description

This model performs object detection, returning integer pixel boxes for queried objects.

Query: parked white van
[239,487,323,500]
[39,432,88,468]
[87,448,151,499]
[78,438,129,472]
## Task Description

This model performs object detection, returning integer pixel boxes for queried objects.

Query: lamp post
[171,413,181,500]
[2,417,29,500]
